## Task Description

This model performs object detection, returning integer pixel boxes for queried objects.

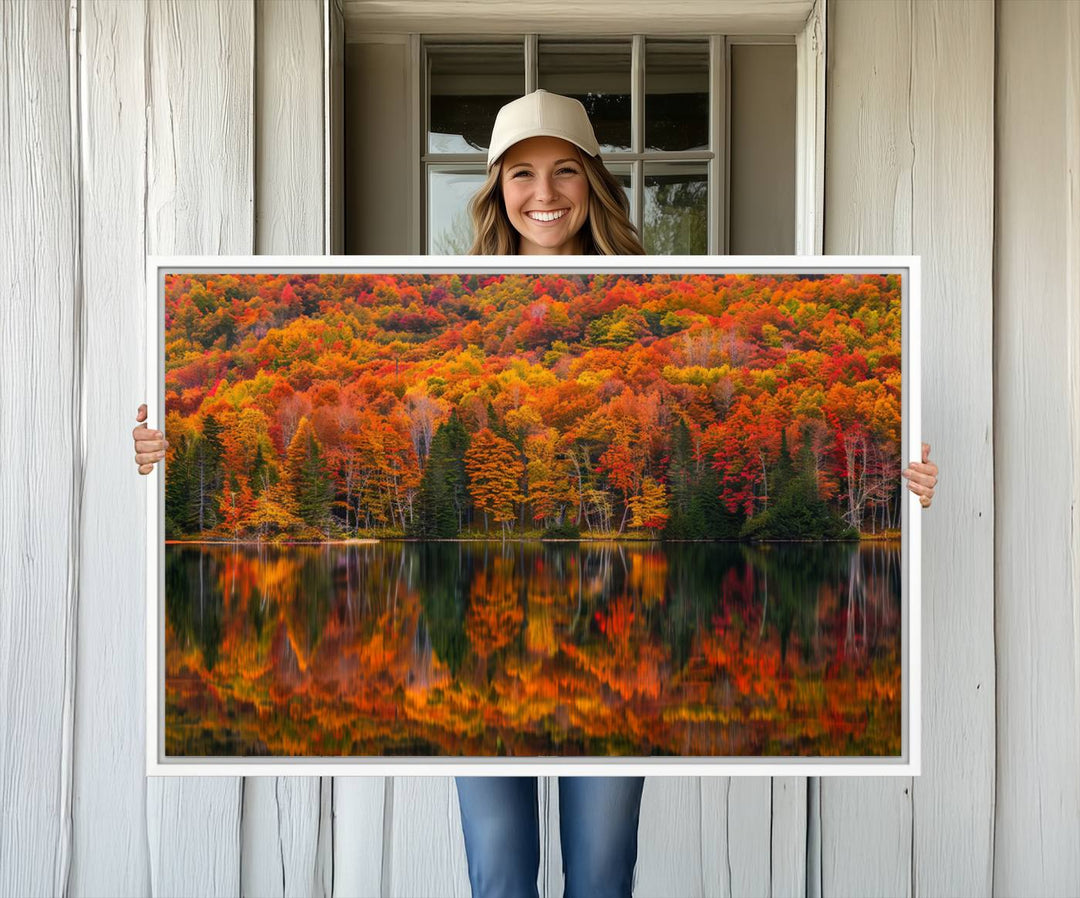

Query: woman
[131,90,939,897]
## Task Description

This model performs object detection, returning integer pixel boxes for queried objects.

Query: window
[421,35,796,256]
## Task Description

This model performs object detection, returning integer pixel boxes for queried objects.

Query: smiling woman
[500,137,591,253]
[465,89,646,256]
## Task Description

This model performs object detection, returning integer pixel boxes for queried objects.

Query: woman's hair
[467,150,646,256]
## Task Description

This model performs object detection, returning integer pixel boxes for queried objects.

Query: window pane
[428,167,486,253]
[645,40,709,152]
[729,44,796,253]
[643,163,708,254]
[538,41,631,153]
[428,44,524,154]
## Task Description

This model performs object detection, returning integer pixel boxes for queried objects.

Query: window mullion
[709,35,725,256]
[417,37,427,253]
[632,34,644,236]
[722,37,732,255]
[525,34,537,93]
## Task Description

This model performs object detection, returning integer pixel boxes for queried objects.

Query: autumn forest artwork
[162,270,906,760]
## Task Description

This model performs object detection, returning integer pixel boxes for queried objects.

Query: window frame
[409,2,825,257]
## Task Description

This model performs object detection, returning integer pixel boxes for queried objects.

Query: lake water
[164,540,902,758]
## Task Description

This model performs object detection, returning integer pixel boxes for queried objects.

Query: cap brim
[487,131,599,168]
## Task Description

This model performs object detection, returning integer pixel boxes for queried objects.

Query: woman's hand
[133,403,169,475]
[902,442,938,509]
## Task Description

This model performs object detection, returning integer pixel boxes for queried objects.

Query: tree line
[163,271,904,542]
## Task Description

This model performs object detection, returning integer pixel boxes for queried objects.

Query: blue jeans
[454,776,646,898]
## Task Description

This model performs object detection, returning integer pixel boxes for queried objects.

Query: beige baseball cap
[486,89,601,169]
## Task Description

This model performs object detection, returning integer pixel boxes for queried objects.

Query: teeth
[528,209,567,222]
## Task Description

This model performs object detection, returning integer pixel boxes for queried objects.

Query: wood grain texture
[635,778,704,897]
[908,2,995,895]
[825,2,996,897]
[333,778,387,897]
[255,0,325,257]
[769,777,808,896]
[144,1,253,893]
[241,777,324,898]
[0,1,78,896]
[823,2,912,895]
[244,2,329,895]
[147,778,243,897]
[385,777,470,898]
[70,1,153,894]
[994,1,1080,892]
[703,778,777,898]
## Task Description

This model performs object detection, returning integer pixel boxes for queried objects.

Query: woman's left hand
[902,442,938,509]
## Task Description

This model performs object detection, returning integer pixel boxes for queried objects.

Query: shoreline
[164,534,900,546]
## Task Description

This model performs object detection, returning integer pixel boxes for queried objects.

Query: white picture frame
[145,254,920,777]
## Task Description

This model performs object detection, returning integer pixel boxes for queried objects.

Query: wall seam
[990,1,1000,895]
[906,3,916,897]
[381,776,394,897]
[61,0,86,893]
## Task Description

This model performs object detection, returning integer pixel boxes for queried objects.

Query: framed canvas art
[145,255,921,776]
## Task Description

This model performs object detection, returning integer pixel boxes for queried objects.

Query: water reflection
[164,540,902,758]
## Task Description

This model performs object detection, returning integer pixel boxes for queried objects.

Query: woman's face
[499,136,590,255]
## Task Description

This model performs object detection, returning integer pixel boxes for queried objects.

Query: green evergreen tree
[250,441,273,495]
[663,419,696,539]
[183,414,226,534]
[773,427,795,499]
[694,464,742,538]
[413,413,470,537]
[663,419,742,540]
[739,468,855,540]
[165,433,194,537]
[296,430,333,530]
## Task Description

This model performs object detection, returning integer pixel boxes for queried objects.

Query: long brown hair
[467,149,645,256]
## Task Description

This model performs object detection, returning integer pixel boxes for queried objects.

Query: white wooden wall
[994,0,1080,891]
[1,1,1077,896]
[824,1,995,894]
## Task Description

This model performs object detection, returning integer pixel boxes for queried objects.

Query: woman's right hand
[133,403,169,475]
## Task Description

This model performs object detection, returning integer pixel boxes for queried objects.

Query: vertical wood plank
[144,1,254,893]
[821,780,911,896]
[333,778,387,897]
[635,778,705,898]
[241,777,324,898]
[0,1,78,895]
[823,3,914,895]
[243,1,328,896]
[994,1,1080,892]
[770,777,808,897]
[314,778,335,898]
[386,777,470,898]
[908,2,995,895]
[70,0,153,894]
[700,779,731,898]
[699,778,774,898]
[254,0,324,256]
[826,2,997,896]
